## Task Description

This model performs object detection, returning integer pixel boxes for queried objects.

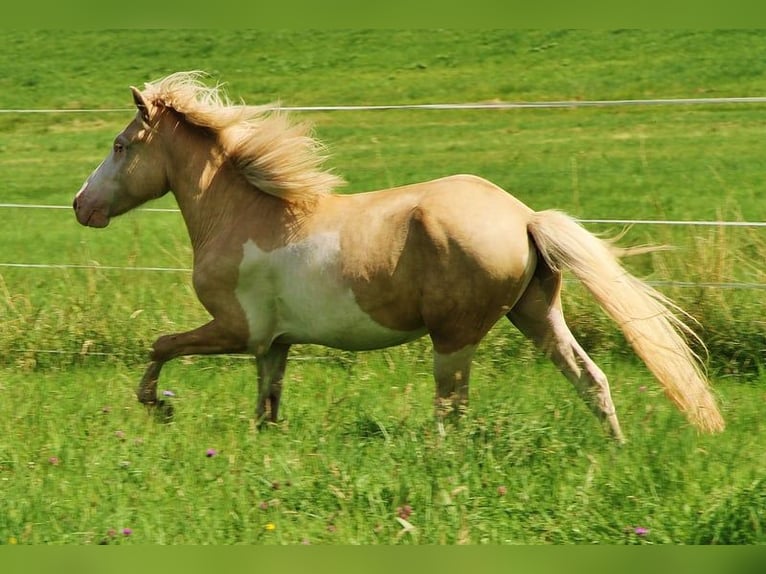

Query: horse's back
[335,173,535,274]
[341,173,532,213]
[400,174,534,248]
[330,173,533,245]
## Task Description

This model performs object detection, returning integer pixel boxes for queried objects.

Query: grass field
[1,30,765,545]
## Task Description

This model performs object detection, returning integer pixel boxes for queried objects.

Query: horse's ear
[130,86,151,124]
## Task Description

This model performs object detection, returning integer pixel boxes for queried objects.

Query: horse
[72,72,724,442]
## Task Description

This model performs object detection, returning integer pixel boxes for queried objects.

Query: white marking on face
[234,232,425,351]
[74,160,102,201]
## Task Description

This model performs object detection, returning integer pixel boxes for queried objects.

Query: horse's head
[73,87,170,227]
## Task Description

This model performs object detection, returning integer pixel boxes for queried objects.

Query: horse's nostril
[73,197,79,210]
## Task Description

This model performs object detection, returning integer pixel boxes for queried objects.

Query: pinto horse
[73,72,724,441]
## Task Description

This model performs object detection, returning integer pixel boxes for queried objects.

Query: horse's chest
[234,233,423,350]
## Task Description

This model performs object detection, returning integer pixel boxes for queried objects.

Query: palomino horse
[73,72,724,442]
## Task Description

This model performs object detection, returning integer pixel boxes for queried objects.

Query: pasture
[0,30,765,544]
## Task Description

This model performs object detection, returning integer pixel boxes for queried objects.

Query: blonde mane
[140,71,345,201]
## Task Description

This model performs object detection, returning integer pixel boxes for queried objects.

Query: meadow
[0,30,765,545]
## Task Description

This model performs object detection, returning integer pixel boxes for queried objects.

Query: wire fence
[2,95,765,291]
[4,95,766,114]
[2,98,766,363]
[1,205,764,289]
[2,202,766,227]
[0,203,764,289]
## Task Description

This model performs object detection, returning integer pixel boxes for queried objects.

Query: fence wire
[0,203,764,289]
[2,96,765,290]
[1,202,765,228]
[3,95,766,114]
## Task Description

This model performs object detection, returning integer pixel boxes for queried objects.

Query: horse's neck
[163,122,318,252]
[166,140,241,244]
[168,145,298,252]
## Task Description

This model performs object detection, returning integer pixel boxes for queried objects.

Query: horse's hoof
[256,417,279,431]
[139,398,174,423]
[154,399,174,423]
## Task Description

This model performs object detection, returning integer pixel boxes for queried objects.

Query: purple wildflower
[206,448,218,458]
[48,456,60,466]
[122,528,133,536]
[634,526,650,536]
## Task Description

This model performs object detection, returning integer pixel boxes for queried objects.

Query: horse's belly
[234,235,425,351]
[279,307,426,350]
[274,276,426,349]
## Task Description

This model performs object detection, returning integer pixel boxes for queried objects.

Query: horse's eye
[113,142,125,154]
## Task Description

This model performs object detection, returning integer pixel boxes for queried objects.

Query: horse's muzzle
[73,194,110,228]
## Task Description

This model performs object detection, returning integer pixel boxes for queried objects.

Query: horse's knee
[150,334,176,361]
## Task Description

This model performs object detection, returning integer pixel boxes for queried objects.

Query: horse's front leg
[137,360,165,405]
[136,319,248,411]
[255,343,291,426]
[137,359,174,421]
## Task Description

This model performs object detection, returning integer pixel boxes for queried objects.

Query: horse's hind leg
[508,266,625,443]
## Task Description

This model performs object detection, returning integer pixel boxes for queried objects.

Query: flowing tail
[527,209,724,433]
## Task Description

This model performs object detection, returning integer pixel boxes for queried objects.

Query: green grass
[1,30,766,545]
[1,352,764,544]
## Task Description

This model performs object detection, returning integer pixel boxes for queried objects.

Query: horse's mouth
[75,206,110,228]
[86,210,110,228]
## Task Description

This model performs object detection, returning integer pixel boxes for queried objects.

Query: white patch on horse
[235,232,425,351]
